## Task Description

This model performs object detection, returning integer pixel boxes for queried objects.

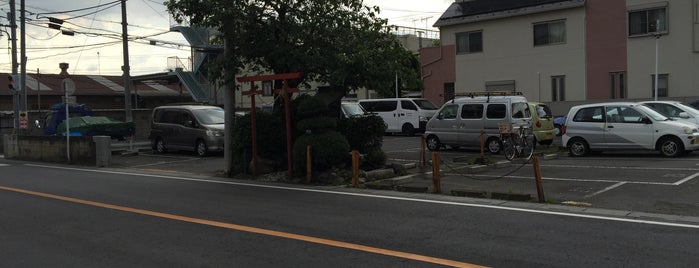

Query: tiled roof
[435,0,585,27]
[1,73,187,97]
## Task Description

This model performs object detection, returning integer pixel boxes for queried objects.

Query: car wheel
[426,135,440,151]
[486,137,502,154]
[568,138,589,157]
[196,140,209,157]
[659,137,684,157]
[402,124,415,136]
[554,124,563,136]
[155,138,167,154]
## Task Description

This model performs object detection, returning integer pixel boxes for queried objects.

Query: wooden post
[352,150,359,187]
[432,152,441,194]
[532,156,545,202]
[480,129,485,158]
[421,135,426,167]
[306,145,312,184]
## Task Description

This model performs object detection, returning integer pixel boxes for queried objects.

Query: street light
[653,19,661,101]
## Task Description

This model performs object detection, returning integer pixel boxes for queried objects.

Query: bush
[337,115,386,153]
[232,112,285,174]
[361,148,386,170]
[293,131,350,176]
[297,117,337,133]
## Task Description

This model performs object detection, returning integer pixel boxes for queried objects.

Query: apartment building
[423,0,699,115]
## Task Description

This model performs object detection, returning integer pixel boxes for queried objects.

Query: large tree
[166,0,421,96]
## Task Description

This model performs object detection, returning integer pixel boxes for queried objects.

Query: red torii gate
[236,72,302,177]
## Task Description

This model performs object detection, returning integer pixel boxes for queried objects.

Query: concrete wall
[3,135,96,165]
[627,0,699,99]
[440,7,587,103]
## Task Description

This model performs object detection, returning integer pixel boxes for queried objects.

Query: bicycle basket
[498,122,513,134]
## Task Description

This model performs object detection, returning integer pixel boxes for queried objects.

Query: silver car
[563,102,699,157]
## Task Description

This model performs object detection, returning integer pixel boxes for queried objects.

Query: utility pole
[121,0,132,123]
[9,0,18,131]
[20,0,26,117]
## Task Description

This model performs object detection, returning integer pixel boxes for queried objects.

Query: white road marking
[440,173,675,185]
[673,172,699,185]
[585,182,627,198]
[17,163,699,229]
[540,164,699,171]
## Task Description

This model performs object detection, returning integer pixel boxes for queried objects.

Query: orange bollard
[432,152,441,194]
[352,150,359,187]
[421,135,427,167]
[480,129,485,158]
[532,156,545,202]
[306,145,312,184]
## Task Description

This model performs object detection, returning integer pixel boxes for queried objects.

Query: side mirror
[678,112,690,119]
[184,120,195,127]
[436,114,444,120]
[642,117,653,124]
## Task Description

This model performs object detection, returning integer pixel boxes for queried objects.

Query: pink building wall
[585,0,627,99]
[420,45,456,106]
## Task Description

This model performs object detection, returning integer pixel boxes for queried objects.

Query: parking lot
[110,135,699,218]
[381,135,699,217]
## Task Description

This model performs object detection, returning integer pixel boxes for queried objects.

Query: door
[603,105,654,149]
[399,100,419,130]
[569,106,606,148]
[429,104,460,145]
[456,104,485,147]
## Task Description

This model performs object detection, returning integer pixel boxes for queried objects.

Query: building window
[456,31,483,54]
[651,74,668,97]
[628,7,667,36]
[551,76,565,101]
[534,20,566,46]
[610,71,626,99]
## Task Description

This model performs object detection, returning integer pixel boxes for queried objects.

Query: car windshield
[413,100,438,110]
[341,103,366,116]
[192,107,225,124]
[676,102,699,115]
[635,105,669,121]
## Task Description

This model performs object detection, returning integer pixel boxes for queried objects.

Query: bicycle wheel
[520,135,534,160]
[502,136,516,160]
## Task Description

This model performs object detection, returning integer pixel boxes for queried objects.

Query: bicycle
[499,122,534,161]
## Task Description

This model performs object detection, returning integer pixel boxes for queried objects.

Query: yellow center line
[0,185,487,268]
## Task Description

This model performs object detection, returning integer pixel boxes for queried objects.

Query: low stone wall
[3,135,96,165]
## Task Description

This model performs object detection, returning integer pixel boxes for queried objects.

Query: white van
[563,102,699,157]
[358,98,438,135]
[424,94,531,154]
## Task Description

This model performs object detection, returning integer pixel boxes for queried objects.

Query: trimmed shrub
[293,131,350,175]
[361,148,386,170]
[337,114,386,153]
[231,112,286,174]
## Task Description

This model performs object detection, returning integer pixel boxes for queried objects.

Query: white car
[639,101,699,126]
[563,102,699,157]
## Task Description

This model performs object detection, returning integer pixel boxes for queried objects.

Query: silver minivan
[149,105,225,157]
[563,102,699,157]
[425,95,531,154]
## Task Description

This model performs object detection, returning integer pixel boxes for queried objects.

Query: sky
[0,0,453,76]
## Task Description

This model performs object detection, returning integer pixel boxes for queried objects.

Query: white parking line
[585,182,627,198]
[540,164,699,171]
[673,172,699,185]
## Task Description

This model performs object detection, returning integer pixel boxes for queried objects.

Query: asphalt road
[1,160,699,267]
